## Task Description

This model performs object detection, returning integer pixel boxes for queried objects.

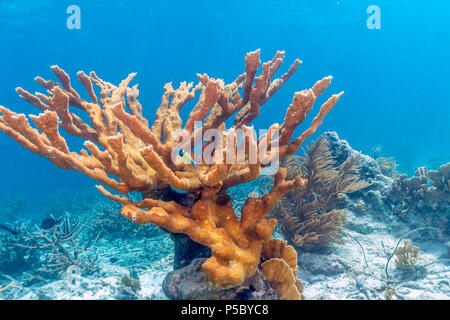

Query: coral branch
[0,50,342,288]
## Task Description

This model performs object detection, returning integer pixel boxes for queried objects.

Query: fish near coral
[0,224,17,236]
[40,216,64,230]
[174,147,197,168]
[0,50,342,290]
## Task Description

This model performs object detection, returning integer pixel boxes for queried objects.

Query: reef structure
[0,50,343,293]
[269,137,370,250]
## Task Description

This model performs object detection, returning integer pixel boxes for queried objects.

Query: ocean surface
[0,0,449,209]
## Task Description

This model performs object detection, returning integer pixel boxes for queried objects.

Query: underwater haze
[0,0,448,301]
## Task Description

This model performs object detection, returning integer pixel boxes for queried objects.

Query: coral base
[162,258,277,300]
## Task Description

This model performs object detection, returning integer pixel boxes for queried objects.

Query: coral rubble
[0,50,343,293]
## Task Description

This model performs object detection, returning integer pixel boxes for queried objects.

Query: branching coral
[19,215,98,275]
[0,214,97,282]
[0,223,40,275]
[0,50,343,288]
[101,169,306,287]
[270,138,370,250]
[0,281,21,300]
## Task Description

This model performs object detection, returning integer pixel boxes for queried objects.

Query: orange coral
[261,238,303,300]
[99,168,306,287]
[0,50,342,288]
[261,259,302,300]
[261,238,299,275]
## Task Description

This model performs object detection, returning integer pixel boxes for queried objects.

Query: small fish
[174,147,197,168]
[40,216,63,230]
[0,225,17,236]
[110,257,119,263]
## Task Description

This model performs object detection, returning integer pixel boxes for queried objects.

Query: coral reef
[103,169,306,288]
[79,193,161,240]
[386,165,450,224]
[315,132,448,236]
[289,132,449,300]
[428,163,450,192]
[376,157,398,178]
[163,239,304,300]
[260,238,303,300]
[369,145,398,178]
[162,258,277,300]
[395,239,420,270]
[0,281,23,300]
[0,131,447,301]
[0,223,40,275]
[0,49,343,292]
[1,214,98,278]
[268,137,370,250]
[39,187,161,240]
[19,214,98,276]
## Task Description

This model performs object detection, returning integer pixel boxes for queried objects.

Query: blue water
[0,0,449,211]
